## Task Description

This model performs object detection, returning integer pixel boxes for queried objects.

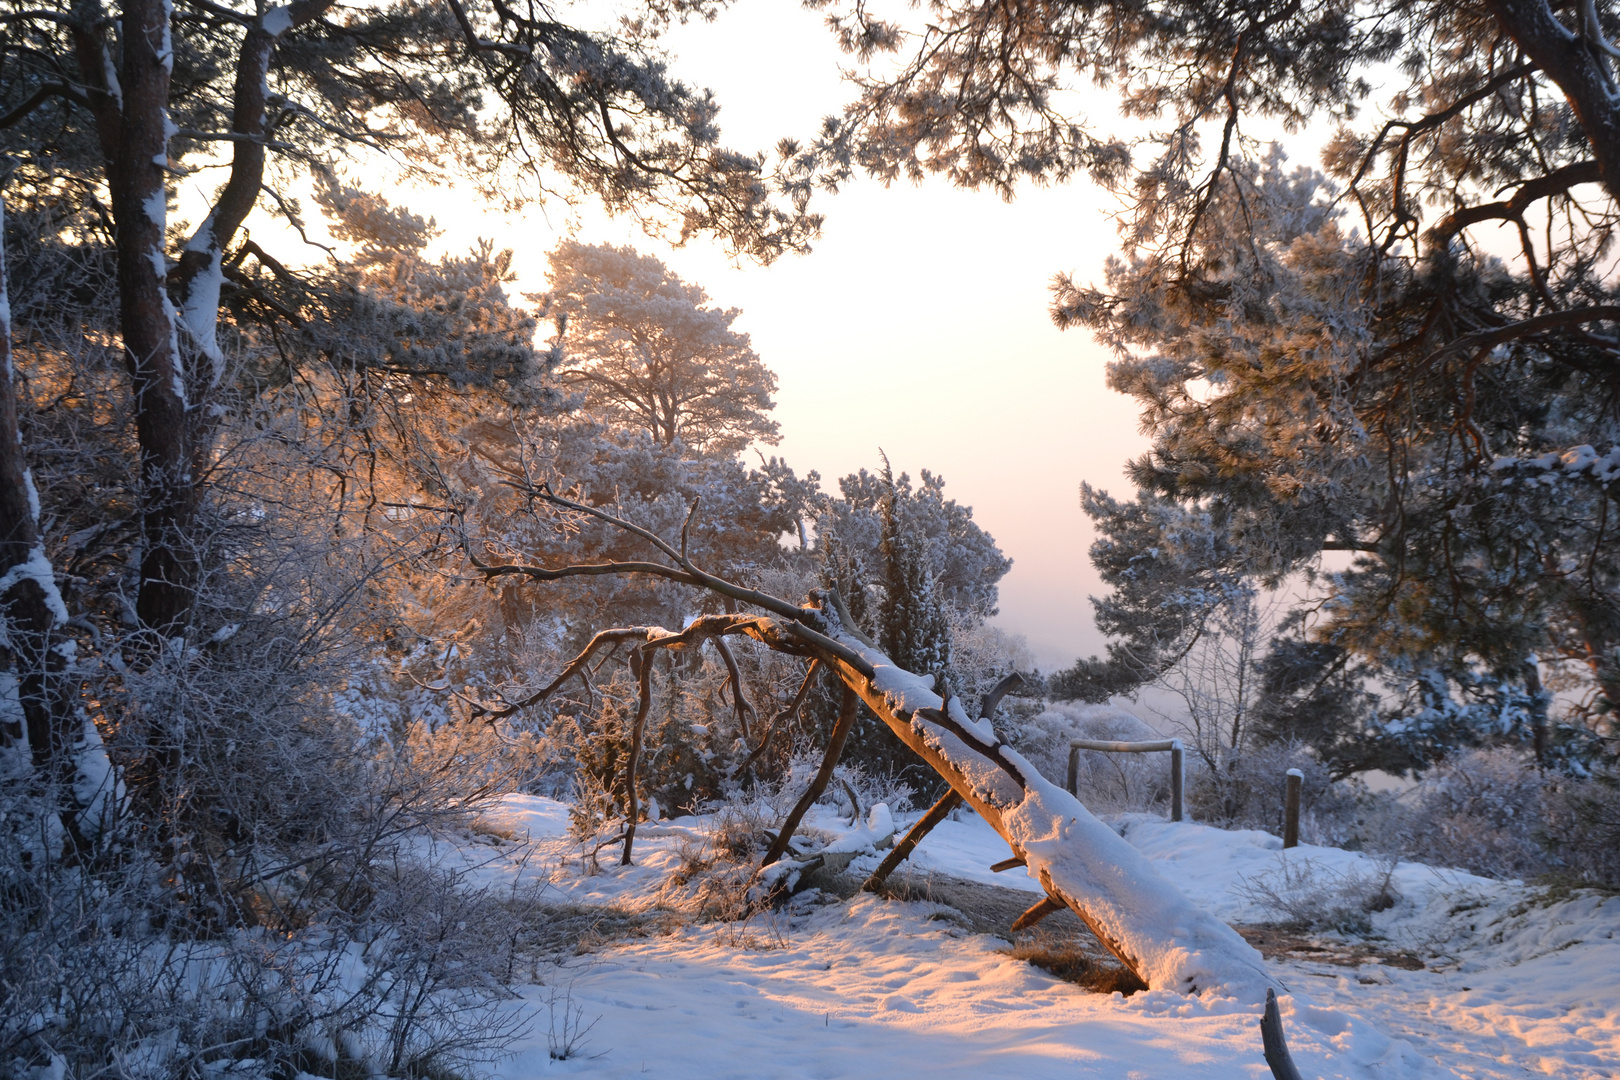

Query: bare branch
[680,496,700,561]
[711,635,755,741]
[1428,160,1604,243]
[1439,305,1620,358]
[0,82,91,128]
[737,658,821,775]
[977,671,1026,721]
[762,680,858,866]
[466,627,653,720]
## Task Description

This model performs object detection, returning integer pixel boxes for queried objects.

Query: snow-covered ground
[452,797,1620,1080]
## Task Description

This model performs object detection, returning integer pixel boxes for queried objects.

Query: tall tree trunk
[101,0,333,634]
[107,0,193,633]
[0,194,84,843]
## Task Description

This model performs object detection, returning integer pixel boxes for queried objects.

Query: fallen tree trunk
[826,635,1274,1000]
[461,487,1275,1001]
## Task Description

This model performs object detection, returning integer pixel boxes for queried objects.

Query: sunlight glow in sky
[237,0,1156,670]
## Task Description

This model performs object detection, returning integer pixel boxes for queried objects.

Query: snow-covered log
[830,638,1274,1001]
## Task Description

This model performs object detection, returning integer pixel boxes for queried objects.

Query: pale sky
[238,0,1155,670]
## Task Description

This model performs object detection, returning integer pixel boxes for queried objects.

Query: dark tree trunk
[106,0,194,633]
[1488,0,1620,204]
[0,195,81,826]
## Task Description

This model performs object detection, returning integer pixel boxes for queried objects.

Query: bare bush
[545,987,603,1061]
[1234,855,1400,935]
[0,809,540,1080]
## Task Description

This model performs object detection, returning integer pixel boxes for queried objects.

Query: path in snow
[461,797,1619,1080]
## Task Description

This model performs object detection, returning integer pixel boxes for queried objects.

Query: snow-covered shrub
[0,384,540,1077]
[1373,749,1620,887]
[557,670,742,836]
[1186,743,1364,845]
[0,776,538,1080]
[1234,854,1399,934]
[1381,747,1552,880]
[1540,769,1620,888]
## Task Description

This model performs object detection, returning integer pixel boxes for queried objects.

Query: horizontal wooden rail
[1067,738,1184,823]
[1069,738,1178,753]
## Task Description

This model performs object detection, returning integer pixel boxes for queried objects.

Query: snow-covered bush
[1372,749,1620,887]
[0,815,539,1080]
[1380,748,1551,880]
[556,644,812,834]
[1540,770,1620,888]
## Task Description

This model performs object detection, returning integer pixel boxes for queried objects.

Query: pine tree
[878,470,954,688]
[544,241,781,457]
[816,464,956,796]
[802,0,1620,760]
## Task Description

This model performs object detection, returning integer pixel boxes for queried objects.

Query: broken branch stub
[1011,895,1065,933]
[860,788,962,893]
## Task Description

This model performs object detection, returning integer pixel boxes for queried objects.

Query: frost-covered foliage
[1351,748,1620,888]
[0,175,569,1077]
[553,638,821,831]
[302,182,556,403]
[0,798,541,1079]
[877,469,955,686]
[1381,748,1553,881]
[821,0,1620,766]
[545,240,780,455]
[1233,854,1399,935]
[817,465,1011,624]
[1058,146,1620,761]
[808,462,1013,795]
[1053,487,1252,704]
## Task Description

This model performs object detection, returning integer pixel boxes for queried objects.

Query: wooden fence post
[1283,768,1302,849]
[1170,741,1184,823]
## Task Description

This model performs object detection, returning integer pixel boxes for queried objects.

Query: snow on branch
[457,492,1277,1000]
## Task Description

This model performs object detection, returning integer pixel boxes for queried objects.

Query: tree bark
[1488,0,1620,204]
[89,0,334,634]
[104,0,194,633]
[621,645,655,865]
[0,194,81,836]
